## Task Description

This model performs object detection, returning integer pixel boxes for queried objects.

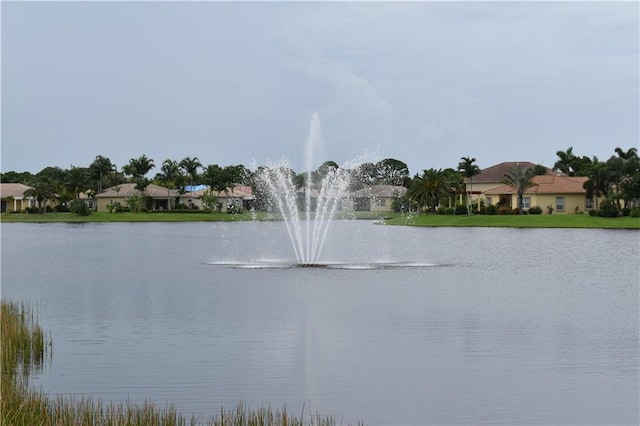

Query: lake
[1,220,638,425]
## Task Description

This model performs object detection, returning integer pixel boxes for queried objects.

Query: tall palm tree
[180,157,202,203]
[501,166,537,215]
[155,159,183,210]
[408,168,450,213]
[89,155,117,194]
[458,156,481,215]
[583,156,608,210]
[122,155,155,179]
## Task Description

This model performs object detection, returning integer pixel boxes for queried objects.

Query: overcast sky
[2,1,638,176]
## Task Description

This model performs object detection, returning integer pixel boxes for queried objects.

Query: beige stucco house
[484,174,592,213]
[1,183,35,212]
[95,183,180,212]
[347,185,407,212]
[465,162,553,197]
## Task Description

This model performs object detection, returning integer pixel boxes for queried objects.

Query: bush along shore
[1,300,360,426]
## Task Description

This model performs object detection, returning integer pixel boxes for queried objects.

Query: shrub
[438,207,454,215]
[485,204,498,215]
[497,206,510,215]
[528,206,543,215]
[511,207,521,215]
[25,207,37,214]
[70,200,91,216]
[621,207,631,217]
[589,209,597,217]
[546,205,554,214]
[630,208,640,218]
[598,200,620,217]
[455,205,468,215]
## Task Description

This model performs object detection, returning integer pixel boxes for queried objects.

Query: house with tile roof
[484,174,592,214]
[0,183,35,212]
[95,183,180,212]
[466,162,554,195]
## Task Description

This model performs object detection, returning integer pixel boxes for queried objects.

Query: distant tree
[89,155,117,193]
[155,159,183,210]
[65,166,90,201]
[553,147,578,176]
[408,168,450,213]
[458,156,481,215]
[202,164,225,193]
[533,164,548,176]
[23,178,57,213]
[316,161,339,179]
[374,158,410,186]
[349,162,377,190]
[122,155,155,179]
[1,171,33,183]
[501,166,537,215]
[180,157,202,202]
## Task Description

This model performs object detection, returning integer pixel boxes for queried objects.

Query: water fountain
[255,112,352,265]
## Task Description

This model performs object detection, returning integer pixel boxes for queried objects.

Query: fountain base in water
[206,260,443,270]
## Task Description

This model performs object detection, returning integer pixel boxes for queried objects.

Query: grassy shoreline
[0,300,357,425]
[384,213,640,229]
[1,211,639,229]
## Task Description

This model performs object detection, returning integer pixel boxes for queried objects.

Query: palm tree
[408,168,450,213]
[501,166,537,215]
[65,166,90,201]
[458,156,481,215]
[89,155,117,194]
[553,147,577,176]
[180,157,202,204]
[155,159,183,210]
[122,155,155,179]
[24,178,57,213]
[583,156,608,210]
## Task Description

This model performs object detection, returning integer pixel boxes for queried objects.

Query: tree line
[1,146,638,215]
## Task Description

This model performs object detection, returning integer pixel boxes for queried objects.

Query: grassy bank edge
[3,211,638,229]
[383,213,640,229]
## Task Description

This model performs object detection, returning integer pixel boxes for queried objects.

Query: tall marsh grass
[1,300,358,425]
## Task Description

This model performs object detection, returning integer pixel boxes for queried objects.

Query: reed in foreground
[1,300,359,426]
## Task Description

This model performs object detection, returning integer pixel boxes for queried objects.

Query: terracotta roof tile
[486,175,588,195]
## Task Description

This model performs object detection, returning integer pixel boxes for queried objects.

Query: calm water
[1,221,638,425]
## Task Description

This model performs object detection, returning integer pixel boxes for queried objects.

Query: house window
[521,197,531,209]
[375,199,386,207]
[556,197,565,212]
[586,199,593,210]
[486,197,493,205]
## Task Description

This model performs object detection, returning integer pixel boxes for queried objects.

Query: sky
[2,1,638,177]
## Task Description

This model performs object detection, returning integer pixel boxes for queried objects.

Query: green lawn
[0,211,265,223]
[2,211,638,229]
[385,213,640,229]
[0,210,401,223]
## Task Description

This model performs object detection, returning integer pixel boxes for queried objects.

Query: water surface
[1,221,638,425]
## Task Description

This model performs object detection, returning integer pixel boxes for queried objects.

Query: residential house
[348,185,407,212]
[484,174,592,214]
[1,183,35,212]
[95,183,180,212]
[189,186,255,211]
[466,162,553,197]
